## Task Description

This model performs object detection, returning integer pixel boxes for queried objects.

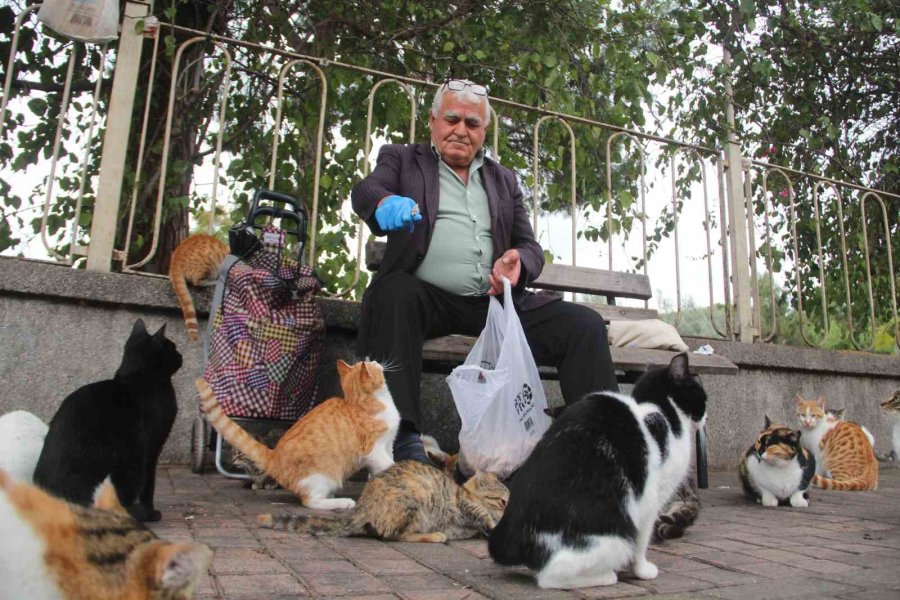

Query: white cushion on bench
[608,319,689,352]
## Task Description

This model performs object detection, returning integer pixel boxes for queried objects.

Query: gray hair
[430,80,491,122]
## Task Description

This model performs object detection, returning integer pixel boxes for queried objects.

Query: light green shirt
[415,148,493,295]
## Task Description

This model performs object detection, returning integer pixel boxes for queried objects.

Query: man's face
[429,94,488,170]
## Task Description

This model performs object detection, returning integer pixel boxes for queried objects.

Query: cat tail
[195,378,273,471]
[256,513,362,537]
[812,473,877,491]
[169,259,199,341]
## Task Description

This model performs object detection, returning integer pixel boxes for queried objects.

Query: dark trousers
[359,272,619,429]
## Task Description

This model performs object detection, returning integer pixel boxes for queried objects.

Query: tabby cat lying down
[259,460,508,542]
[0,469,212,600]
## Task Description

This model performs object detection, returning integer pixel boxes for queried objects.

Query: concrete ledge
[4,257,894,376]
[683,337,900,379]
[0,256,361,331]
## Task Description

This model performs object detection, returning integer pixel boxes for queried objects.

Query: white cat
[0,411,48,482]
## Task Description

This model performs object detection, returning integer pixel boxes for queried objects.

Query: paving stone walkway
[150,465,900,600]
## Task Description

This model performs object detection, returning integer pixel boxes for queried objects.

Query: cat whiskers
[379,356,404,373]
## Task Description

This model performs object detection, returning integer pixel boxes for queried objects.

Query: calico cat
[796,394,878,490]
[488,353,706,589]
[195,359,399,510]
[258,460,509,542]
[880,389,900,461]
[0,469,212,600]
[739,416,814,507]
[169,233,229,341]
[0,410,48,482]
[33,319,182,522]
[543,404,700,542]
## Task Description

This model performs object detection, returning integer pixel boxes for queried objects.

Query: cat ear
[667,352,690,381]
[92,477,127,513]
[132,319,148,335]
[544,406,567,419]
[153,323,168,339]
[336,359,351,377]
[155,543,213,592]
[816,395,826,406]
[0,468,13,491]
[764,414,772,429]
[794,393,805,404]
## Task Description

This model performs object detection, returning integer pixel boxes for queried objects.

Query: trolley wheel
[191,415,210,474]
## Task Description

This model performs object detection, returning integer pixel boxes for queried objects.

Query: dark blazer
[351,142,560,305]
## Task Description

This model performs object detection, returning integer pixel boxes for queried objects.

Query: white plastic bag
[38,0,120,44]
[447,277,551,479]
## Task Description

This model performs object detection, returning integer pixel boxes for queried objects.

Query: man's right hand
[375,195,422,232]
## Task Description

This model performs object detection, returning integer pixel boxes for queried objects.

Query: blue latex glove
[375,195,422,232]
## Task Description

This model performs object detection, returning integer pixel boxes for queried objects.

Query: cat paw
[307,497,356,510]
[761,495,778,507]
[632,560,659,580]
[789,491,809,508]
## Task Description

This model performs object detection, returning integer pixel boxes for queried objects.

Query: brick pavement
[150,465,900,600]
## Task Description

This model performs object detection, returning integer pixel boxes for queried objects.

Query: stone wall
[1,257,897,470]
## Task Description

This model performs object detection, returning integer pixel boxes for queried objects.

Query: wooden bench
[366,240,738,487]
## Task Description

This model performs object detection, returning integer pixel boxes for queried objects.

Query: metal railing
[1,3,897,353]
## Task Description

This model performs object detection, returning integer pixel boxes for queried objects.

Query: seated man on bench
[351,79,618,463]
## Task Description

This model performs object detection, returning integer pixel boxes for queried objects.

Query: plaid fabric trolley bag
[191,190,325,475]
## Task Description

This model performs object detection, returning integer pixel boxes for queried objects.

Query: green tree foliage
[662,0,898,346]
[0,0,897,353]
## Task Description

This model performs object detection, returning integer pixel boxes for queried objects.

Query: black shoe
[393,430,430,464]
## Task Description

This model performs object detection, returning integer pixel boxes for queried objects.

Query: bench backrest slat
[533,263,651,300]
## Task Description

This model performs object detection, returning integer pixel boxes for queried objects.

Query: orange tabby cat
[813,422,879,490]
[796,394,878,490]
[0,470,212,599]
[169,233,228,341]
[195,359,400,509]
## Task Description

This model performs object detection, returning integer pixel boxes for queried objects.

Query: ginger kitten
[0,470,211,600]
[195,359,399,509]
[259,460,508,542]
[168,233,228,341]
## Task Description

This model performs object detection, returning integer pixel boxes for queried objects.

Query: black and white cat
[489,353,706,589]
[33,319,182,522]
[739,416,814,507]
[543,404,701,543]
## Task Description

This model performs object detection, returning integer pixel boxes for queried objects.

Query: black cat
[33,319,182,522]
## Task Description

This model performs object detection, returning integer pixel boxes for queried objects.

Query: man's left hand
[488,249,521,296]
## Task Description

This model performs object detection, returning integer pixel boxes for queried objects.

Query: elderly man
[351,79,618,463]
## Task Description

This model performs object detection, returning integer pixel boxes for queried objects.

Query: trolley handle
[248,189,308,220]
